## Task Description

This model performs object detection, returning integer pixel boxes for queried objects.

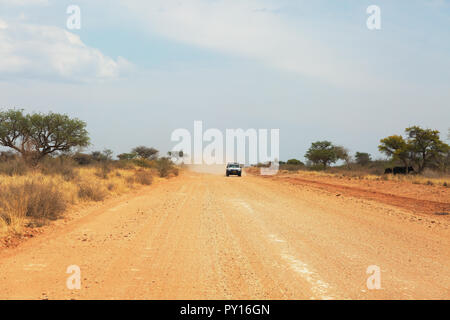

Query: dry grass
[247,165,450,187]
[276,168,450,187]
[133,170,154,185]
[0,163,161,237]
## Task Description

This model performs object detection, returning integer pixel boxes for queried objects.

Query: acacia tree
[355,152,371,166]
[379,127,449,173]
[0,109,89,165]
[378,135,411,169]
[132,146,159,160]
[91,149,113,162]
[406,126,449,173]
[334,145,351,168]
[305,141,338,169]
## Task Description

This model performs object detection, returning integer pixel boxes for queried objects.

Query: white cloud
[120,0,366,87]
[0,19,132,82]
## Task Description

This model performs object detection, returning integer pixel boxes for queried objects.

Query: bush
[133,158,154,168]
[155,157,173,177]
[307,164,326,171]
[286,159,304,165]
[280,164,304,172]
[77,181,106,201]
[39,157,78,181]
[72,153,93,165]
[107,183,116,191]
[134,170,153,185]
[23,180,67,221]
[0,159,28,176]
[0,179,67,227]
[125,175,135,185]
[94,163,112,179]
[113,160,134,170]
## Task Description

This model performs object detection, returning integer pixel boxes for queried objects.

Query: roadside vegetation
[253,125,450,187]
[0,109,178,237]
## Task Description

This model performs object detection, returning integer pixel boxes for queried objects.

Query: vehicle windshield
[227,164,240,168]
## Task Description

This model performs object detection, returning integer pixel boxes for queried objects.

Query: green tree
[90,149,113,162]
[0,109,89,165]
[286,159,304,165]
[355,152,371,166]
[378,135,411,169]
[379,127,450,173]
[334,145,351,167]
[305,141,337,169]
[132,146,159,160]
[405,126,450,173]
[103,149,113,160]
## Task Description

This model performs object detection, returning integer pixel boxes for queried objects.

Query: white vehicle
[226,163,242,177]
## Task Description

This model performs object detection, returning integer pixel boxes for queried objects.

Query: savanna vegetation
[255,125,450,187]
[0,109,178,237]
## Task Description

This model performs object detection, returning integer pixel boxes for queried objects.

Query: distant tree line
[2,110,448,175]
[299,125,450,173]
[0,109,179,177]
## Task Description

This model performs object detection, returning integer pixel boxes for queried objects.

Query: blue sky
[0,0,449,161]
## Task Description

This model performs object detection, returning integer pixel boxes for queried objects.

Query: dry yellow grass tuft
[0,165,160,237]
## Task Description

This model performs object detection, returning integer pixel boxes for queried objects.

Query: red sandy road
[0,172,448,299]
[271,175,450,217]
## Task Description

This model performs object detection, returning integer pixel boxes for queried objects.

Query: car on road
[226,163,242,177]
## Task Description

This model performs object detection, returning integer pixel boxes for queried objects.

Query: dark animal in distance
[384,166,414,175]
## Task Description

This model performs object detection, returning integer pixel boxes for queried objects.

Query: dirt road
[0,172,448,299]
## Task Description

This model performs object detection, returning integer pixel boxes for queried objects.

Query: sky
[0,0,449,162]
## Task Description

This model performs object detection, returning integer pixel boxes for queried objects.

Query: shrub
[286,159,304,165]
[0,151,17,162]
[133,158,154,168]
[0,179,67,228]
[307,164,326,171]
[72,153,93,165]
[134,170,153,185]
[39,157,78,181]
[77,181,106,201]
[23,180,67,221]
[421,169,442,179]
[94,163,112,179]
[0,159,28,176]
[113,160,134,170]
[155,157,173,177]
[125,175,135,185]
[280,164,303,172]
[107,183,116,191]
